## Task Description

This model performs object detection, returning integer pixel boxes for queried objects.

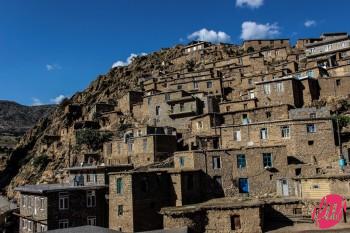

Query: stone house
[108,169,202,232]
[65,164,133,187]
[220,104,291,126]
[242,39,290,52]
[255,77,304,108]
[184,41,211,54]
[219,117,337,165]
[132,90,220,130]
[219,98,258,113]
[117,91,143,114]
[190,113,222,136]
[88,103,115,120]
[161,197,307,233]
[317,75,350,99]
[305,33,350,58]
[103,126,177,167]
[161,198,264,233]
[173,145,293,198]
[15,184,108,233]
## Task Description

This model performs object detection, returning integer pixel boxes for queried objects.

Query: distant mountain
[0,100,55,136]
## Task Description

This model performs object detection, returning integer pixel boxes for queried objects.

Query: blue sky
[1,0,350,105]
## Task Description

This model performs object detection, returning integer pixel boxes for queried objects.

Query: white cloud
[50,95,66,104]
[112,53,147,68]
[236,0,264,8]
[304,20,316,28]
[240,21,280,40]
[187,28,231,43]
[46,64,61,71]
[32,98,44,106]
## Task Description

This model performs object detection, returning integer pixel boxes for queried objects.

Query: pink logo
[311,194,346,229]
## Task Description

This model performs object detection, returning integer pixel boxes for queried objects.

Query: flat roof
[65,164,133,171]
[295,173,350,180]
[15,184,107,194]
[109,168,200,175]
[161,197,300,215]
[45,226,121,233]
[243,39,289,42]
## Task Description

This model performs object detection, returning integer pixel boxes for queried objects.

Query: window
[237,154,246,169]
[238,178,249,193]
[207,81,213,88]
[336,79,341,86]
[243,104,248,110]
[230,215,241,230]
[193,81,199,89]
[276,82,284,93]
[22,195,27,207]
[212,156,221,169]
[248,79,253,85]
[87,191,96,208]
[260,128,268,140]
[59,193,69,210]
[281,126,290,138]
[263,153,273,167]
[242,114,249,124]
[177,85,182,90]
[308,140,314,146]
[179,157,185,167]
[116,178,123,194]
[87,216,96,226]
[165,93,170,101]
[233,130,241,141]
[266,111,271,119]
[263,84,271,95]
[128,142,133,152]
[147,97,152,105]
[249,90,255,99]
[180,103,185,112]
[28,196,32,209]
[117,205,124,216]
[142,138,147,152]
[28,220,33,232]
[226,106,231,112]
[155,106,160,116]
[40,224,47,232]
[59,219,69,229]
[214,176,222,185]
[197,121,203,129]
[307,124,316,133]
[40,198,45,210]
[22,219,27,230]
[310,113,316,118]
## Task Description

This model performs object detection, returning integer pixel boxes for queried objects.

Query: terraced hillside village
[10,33,350,233]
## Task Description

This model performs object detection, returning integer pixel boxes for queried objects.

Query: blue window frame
[238,178,249,193]
[237,154,246,169]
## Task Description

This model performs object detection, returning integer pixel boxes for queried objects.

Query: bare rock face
[0,101,54,182]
